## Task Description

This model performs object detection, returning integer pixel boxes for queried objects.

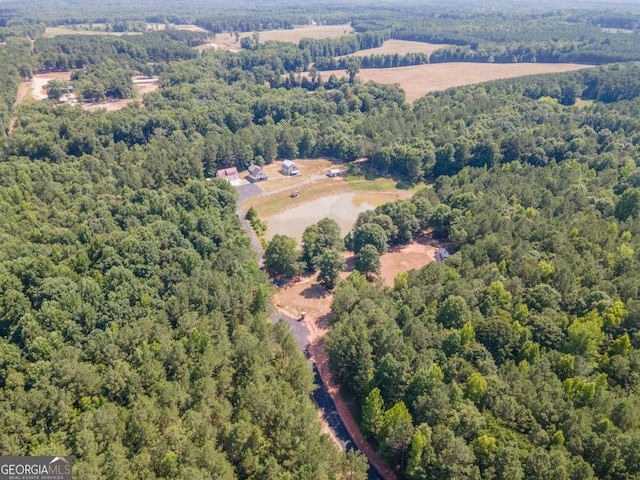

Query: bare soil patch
[341,39,449,58]
[27,71,72,101]
[317,62,594,102]
[379,234,440,286]
[15,73,159,113]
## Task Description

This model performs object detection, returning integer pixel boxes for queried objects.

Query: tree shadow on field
[300,283,328,299]
[317,312,334,329]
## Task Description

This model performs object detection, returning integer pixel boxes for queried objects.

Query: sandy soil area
[316,62,594,102]
[379,234,440,286]
[14,73,159,113]
[27,71,73,101]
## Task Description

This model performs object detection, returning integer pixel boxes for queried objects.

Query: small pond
[265,192,396,242]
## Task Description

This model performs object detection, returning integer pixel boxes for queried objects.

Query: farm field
[339,39,449,58]
[252,24,354,43]
[317,62,594,102]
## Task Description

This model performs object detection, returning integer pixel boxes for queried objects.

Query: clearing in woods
[315,62,594,102]
[44,23,207,37]
[339,39,449,58]
[201,24,354,51]
[14,72,159,112]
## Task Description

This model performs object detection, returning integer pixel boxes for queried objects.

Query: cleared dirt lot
[341,39,449,58]
[317,62,594,102]
[379,235,440,287]
[275,236,439,330]
[15,73,159,112]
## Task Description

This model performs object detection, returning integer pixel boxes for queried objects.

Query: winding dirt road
[237,183,396,480]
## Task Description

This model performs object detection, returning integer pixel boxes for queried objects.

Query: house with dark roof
[435,247,450,262]
[248,165,268,182]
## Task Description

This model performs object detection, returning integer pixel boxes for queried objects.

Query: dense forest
[326,69,640,478]
[2,0,640,479]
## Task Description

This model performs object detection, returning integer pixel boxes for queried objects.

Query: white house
[280,160,300,176]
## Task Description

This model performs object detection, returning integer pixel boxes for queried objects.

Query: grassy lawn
[574,98,595,108]
[256,158,341,194]
[346,175,420,192]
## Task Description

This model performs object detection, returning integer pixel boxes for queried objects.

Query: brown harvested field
[341,39,449,58]
[317,62,594,102]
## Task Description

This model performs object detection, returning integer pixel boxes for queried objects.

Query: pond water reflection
[265,192,381,242]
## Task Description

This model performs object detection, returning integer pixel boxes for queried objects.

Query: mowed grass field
[316,62,594,102]
[339,39,448,58]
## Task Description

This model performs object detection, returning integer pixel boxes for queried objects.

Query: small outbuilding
[216,167,239,181]
[435,247,450,262]
[327,168,343,178]
[280,160,300,176]
[247,165,268,182]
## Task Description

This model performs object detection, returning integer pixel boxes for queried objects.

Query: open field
[44,26,141,37]
[28,71,73,101]
[340,39,449,58]
[346,175,417,192]
[46,23,208,38]
[601,27,635,34]
[245,179,352,218]
[243,158,410,222]
[253,24,354,43]
[208,24,354,51]
[256,158,340,193]
[574,98,596,108]
[316,62,594,102]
